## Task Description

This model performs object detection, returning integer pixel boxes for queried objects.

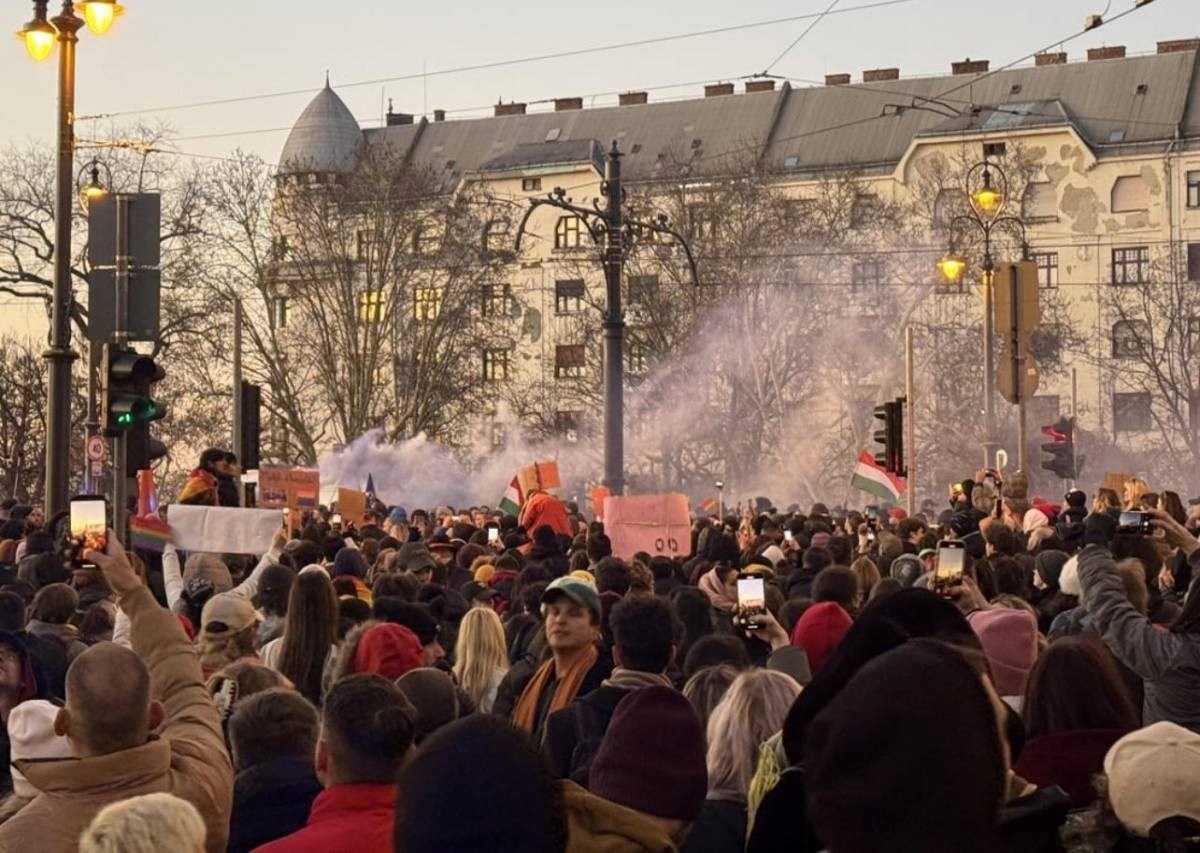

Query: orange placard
[603,493,693,560]
[1103,472,1132,497]
[518,460,561,495]
[590,486,611,520]
[259,467,322,510]
[336,487,368,527]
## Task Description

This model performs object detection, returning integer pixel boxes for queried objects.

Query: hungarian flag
[850,450,906,503]
[499,475,523,517]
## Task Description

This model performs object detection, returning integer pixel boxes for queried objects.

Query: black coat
[680,799,747,853]
[542,684,631,784]
[227,755,322,853]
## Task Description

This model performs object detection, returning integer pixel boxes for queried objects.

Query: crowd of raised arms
[0,452,1195,852]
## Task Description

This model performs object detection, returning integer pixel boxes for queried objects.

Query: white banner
[167,505,280,554]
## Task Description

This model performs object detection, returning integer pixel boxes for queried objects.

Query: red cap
[354,623,424,680]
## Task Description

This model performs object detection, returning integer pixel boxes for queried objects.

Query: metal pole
[232,298,243,459]
[84,340,99,492]
[981,260,997,470]
[1008,263,1026,474]
[1071,367,1078,418]
[601,142,625,495]
[112,194,130,536]
[905,326,915,516]
[43,6,83,516]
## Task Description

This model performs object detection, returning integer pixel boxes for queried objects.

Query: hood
[561,781,677,853]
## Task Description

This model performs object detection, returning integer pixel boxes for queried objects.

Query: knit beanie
[1034,550,1069,591]
[8,700,72,798]
[353,623,424,680]
[789,602,852,674]
[889,554,924,588]
[331,548,367,579]
[805,640,1006,853]
[183,553,233,593]
[589,686,707,821]
[396,668,460,744]
[395,715,567,852]
[967,608,1038,698]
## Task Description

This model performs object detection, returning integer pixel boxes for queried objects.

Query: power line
[760,0,844,75]
[77,0,916,121]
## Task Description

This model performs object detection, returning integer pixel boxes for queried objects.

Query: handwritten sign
[168,505,280,554]
[518,460,561,495]
[258,467,321,510]
[336,487,368,527]
[603,493,693,560]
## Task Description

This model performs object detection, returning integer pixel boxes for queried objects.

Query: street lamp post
[937,160,1028,472]
[16,0,126,515]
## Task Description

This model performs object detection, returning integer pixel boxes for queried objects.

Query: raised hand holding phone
[83,530,142,597]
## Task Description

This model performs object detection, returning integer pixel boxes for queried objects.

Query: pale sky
[2,0,1194,169]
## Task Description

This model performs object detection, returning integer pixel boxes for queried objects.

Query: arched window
[554,216,582,249]
[1021,182,1057,221]
[1111,319,1149,358]
[1111,175,1150,213]
[933,188,967,228]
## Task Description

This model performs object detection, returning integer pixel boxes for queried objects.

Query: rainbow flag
[130,514,171,553]
[700,498,716,514]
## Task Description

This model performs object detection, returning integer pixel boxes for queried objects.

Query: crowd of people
[0,459,1195,851]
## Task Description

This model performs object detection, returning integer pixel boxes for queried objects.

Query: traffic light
[1040,416,1079,480]
[872,397,907,477]
[102,343,167,476]
[240,380,262,471]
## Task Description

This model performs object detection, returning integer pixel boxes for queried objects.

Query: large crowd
[0,450,1196,852]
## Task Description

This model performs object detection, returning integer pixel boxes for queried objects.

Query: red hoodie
[252,783,395,853]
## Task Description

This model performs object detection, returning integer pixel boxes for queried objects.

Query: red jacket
[520,493,573,542]
[252,783,395,853]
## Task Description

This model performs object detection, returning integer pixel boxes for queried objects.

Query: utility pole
[514,142,698,496]
[905,326,915,516]
[111,194,130,535]
[232,298,243,461]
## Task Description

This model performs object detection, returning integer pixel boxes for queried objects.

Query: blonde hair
[197,624,257,675]
[79,793,206,853]
[705,669,801,799]
[452,608,509,712]
[1123,478,1149,510]
[849,556,881,598]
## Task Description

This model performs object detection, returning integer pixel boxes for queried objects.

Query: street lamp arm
[513,194,606,252]
[628,217,701,288]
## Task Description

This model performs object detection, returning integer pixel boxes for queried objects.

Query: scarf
[602,668,673,691]
[177,469,218,505]
[699,567,736,613]
[512,644,599,734]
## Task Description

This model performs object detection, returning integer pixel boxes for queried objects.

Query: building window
[555,279,585,314]
[1112,246,1150,285]
[690,207,718,240]
[482,349,510,382]
[522,177,542,192]
[555,344,586,379]
[1032,252,1059,288]
[358,290,386,323]
[481,283,511,318]
[626,340,649,374]
[1111,175,1150,213]
[1187,171,1199,208]
[413,227,440,257]
[851,259,883,290]
[356,230,374,262]
[933,188,965,229]
[1113,392,1151,432]
[271,235,289,260]
[484,220,511,255]
[1189,243,1200,282]
[554,410,581,442]
[414,286,443,322]
[1112,319,1149,358]
[554,216,582,249]
[274,296,289,328]
[1022,182,1057,221]
[850,193,881,227]
[627,274,659,307]
[982,141,1006,159]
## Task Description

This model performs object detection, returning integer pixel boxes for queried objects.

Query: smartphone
[783,529,794,542]
[865,506,879,521]
[487,527,500,543]
[734,576,766,629]
[1117,511,1153,535]
[331,513,343,526]
[934,540,965,588]
[70,496,109,569]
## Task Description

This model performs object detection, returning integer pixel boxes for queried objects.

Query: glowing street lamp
[15,6,55,61]
[76,0,123,35]
[972,168,1002,214]
[77,159,109,211]
[937,253,968,284]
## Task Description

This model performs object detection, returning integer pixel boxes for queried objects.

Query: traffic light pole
[905,327,915,516]
[112,194,130,537]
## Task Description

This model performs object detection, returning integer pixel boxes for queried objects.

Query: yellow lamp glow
[17,19,56,62]
[937,254,968,283]
[973,185,1002,212]
[78,1,124,35]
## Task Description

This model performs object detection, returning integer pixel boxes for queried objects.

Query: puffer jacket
[561,780,678,853]
[1078,546,1200,733]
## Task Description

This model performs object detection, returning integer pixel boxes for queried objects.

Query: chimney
[1157,38,1200,54]
[951,58,989,75]
[554,97,583,112]
[1035,51,1068,66]
[494,101,526,117]
[825,73,851,85]
[745,79,776,93]
[619,91,648,106]
[385,111,413,127]
[863,68,900,82]
[433,109,446,122]
[1087,45,1126,61]
[704,82,735,97]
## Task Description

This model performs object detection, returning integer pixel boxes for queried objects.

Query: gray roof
[285,48,1199,183]
[477,138,606,174]
[278,82,362,174]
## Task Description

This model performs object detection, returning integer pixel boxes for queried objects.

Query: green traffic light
[117,412,133,426]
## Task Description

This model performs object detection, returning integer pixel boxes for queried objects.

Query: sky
[2,0,1195,168]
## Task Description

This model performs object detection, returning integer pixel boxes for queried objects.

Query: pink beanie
[968,608,1038,698]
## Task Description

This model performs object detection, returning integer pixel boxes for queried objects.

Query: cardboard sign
[603,493,693,560]
[1103,472,1132,497]
[518,461,561,496]
[258,467,322,510]
[168,505,280,554]
[336,487,368,527]
[590,486,611,520]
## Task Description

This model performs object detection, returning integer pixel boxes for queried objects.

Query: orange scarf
[512,644,599,734]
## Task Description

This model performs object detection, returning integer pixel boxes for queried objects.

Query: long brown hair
[1023,637,1137,740]
[278,571,338,706]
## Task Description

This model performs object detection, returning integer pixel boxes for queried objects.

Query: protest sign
[168,505,280,554]
[518,460,561,495]
[258,467,321,510]
[1103,472,1132,497]
[590,486,611,520]
[336,487,368,527]
[603,493,693,560]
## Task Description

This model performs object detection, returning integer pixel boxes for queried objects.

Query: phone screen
[935,543,965,583]
[1118,511,1142,528]
[487,527,500,542]
[331,514,342,525]
[70,496,108,569]
[783,530,794,542]
[736,577,765,610]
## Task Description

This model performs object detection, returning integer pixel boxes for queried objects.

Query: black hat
[459,581,496,604]
[396,542,437,574]
[375,599,439,646]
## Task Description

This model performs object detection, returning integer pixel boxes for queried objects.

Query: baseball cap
[459,581,497,603]
[1104,721,1200,837]
[199,592,258,635]
[541,576,601,619]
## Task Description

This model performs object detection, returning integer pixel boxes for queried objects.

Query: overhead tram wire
[758,0,845,77]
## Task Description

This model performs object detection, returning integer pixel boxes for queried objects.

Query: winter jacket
[544,680,647,783]
[24,619,86,662]
[1013,729,1129,809]
[520,494,573,543]
[253,782,396,853]
[1078,545,1200,733]
[561,779,678,852]
[0,584,233,853]
[227,755,321,853]
[680,798,746,853]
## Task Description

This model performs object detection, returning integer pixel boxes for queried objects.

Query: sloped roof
[477,138,606,174]
[916,99,1073,137]
[278,82,362,174]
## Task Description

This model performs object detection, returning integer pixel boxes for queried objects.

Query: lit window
[484,220,511,255]
[414,287,443,322]
[481,283,511,318]
[1031,252,1058,288]
[555,344,586,379]
[554,216,582,249]
[482,349,510,382]
[358,290,386,323]
[555,279,585,314]
[1112,247,1149,285]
